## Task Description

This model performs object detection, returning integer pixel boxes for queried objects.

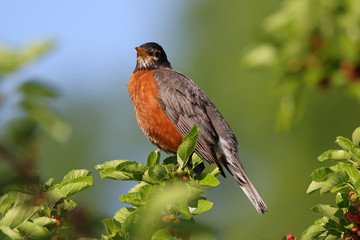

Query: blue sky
[1,1,191,94]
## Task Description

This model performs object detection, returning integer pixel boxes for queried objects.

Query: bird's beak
[135,47,151,59]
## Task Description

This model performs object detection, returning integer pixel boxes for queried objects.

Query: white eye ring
[152,50,161,61]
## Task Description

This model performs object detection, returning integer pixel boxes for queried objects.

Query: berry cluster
[343,192,360,239]
[286,234,296,240]
[162,214,190,240]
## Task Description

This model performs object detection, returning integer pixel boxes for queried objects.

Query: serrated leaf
[336,136,354,151]
[179,199,192,220]
[352,127,360,147]
[311,167,334,182]
[17,221,51,239]
[190,153,203,169]
[311,204,342,223]
[351,146,360,163]
[96,160,146,181]
[149,165,168,181]
[201,164,221,176]
[195,173,220,188]
[114,207,136,224]
[147,150,161,167]
[320,171,349,194]
[95,160,127,171]
[177,125,199,168]
[162,156,177,165]
[52,170,92,198]
[61,169,91,183]
[0,226,23,240]
[102,218,121,238]
[336,162,360,184]
[0,197,14,217]
[120,184,152,207]
[307,181,324,194]
[44,189,65,207]
[335,193,349,208]
[58,199,77,211]
[318,150,351,162]
[0,204,40,228]
[32,217,55,227]
[151,228,174,240]
[189,199,213,215]
[301,223,327,240]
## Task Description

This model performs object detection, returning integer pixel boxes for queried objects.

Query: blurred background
[1,0,360,239]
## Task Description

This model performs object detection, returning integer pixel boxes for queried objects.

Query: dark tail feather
[226,158,267,214]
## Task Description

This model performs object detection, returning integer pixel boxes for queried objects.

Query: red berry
[352,225,359,232]
[346,212,355,222]
[286,234,295,240]
[51,216,60,226]
[182,174,188,180]
[355,215,360,224]
[357,229,360,236]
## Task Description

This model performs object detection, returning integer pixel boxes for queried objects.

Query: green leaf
[147,150,161,167]
[18,81,58,98]
[114,207,136,224]
[0,204,40,228]
[352,127,360,147]
[149,165,168,181]
[151,228,175,240]
[189,199,213,215]
[306,181,324,194]
[195,174,220,188]
[32,217,55,227]
[120,183,152,206]
[51,169,92,197]
[335,193,349,208]
[336,162,360,184]
[351,146,360,163]
[17,221,51,239]
[190,153,203,169]
[336,136,354,151]
[0,196,14,217]
[96,160,146,181]
[354,178,360,193]
[44,189,65,207]
[0,226,23,240]
[320,171,349,194]
[318,150,351,162]
[311,167,334,182]
[301,223,327,240]
[57,199,77,212]
[95,160,127,170]
[162,156,177,165]
[102,218,121,238]
[178,199,192,220]
[177,125,199,168]
[201,164,221,176]
[311,204,342,223]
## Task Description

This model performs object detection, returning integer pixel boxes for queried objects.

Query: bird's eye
[153,50,161,59]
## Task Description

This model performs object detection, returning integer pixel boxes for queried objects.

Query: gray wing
[153,68,238,175]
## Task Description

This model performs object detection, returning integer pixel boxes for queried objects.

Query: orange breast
[128,70,183,153]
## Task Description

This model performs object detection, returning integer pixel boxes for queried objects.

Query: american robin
[128,42,267,214]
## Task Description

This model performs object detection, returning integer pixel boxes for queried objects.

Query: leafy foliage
[96,125,218,240]
[0,169,92,240]
[300,126,360,240]
[243,0,360,131]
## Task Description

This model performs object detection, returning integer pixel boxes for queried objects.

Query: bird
[127,42,267,214]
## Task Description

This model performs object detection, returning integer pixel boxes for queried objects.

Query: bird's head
[134,42,171,72]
